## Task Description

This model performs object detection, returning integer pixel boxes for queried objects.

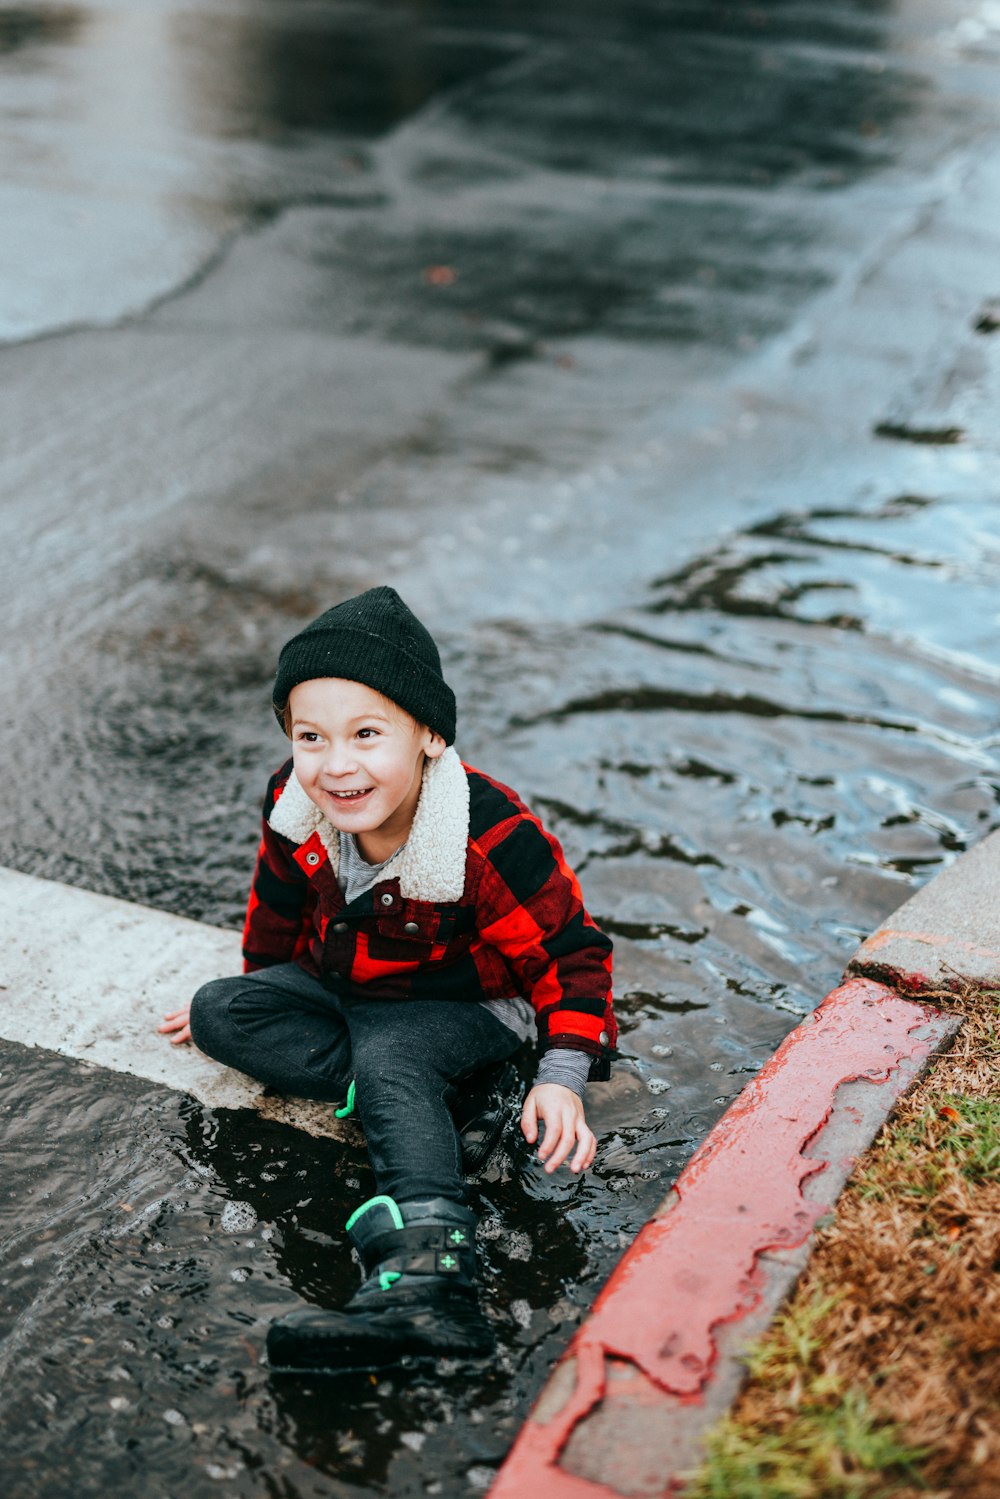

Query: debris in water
[874,420,964,445]
[974,301,1000,333]
[503,1231,532,1262]
[510,1299,532,1329]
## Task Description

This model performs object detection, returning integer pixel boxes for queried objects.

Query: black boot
[266,1195,494,1375]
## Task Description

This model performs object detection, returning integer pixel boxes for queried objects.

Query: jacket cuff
[534,1048,591,1096]
[540,1033,615,1083]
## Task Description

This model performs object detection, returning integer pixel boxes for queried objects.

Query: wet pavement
[2,1,1000,1495]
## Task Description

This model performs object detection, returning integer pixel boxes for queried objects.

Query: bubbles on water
[467,1465,497,1490]
[220,1201,257,1233]
[400,1431,426,1452]
[502,1231,533,1262]
[510,1299,532,1329]
[647,1078,671,1094]
[162,1409,185,1426]
[229,1267,250,1282]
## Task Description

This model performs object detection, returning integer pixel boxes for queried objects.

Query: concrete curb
[489,825,1000,1496]
[488,979,959,1499]
[849,826,1000,994]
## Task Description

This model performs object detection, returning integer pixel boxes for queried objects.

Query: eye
[294,730,321,744]
[356,727,379,740]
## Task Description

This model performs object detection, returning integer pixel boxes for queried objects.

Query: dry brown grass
[687,987,1000,1499]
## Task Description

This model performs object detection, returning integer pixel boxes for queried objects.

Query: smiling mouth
[327,787,374,803]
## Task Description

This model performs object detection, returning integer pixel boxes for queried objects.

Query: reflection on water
[0,0,972,341]
[3,484,997,1496]
[0,4,83,54]
[172,5,517,140]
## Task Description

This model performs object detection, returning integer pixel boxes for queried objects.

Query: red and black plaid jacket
[241,749,616,1079]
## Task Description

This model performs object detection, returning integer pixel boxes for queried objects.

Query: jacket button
[599,1030,610,1046]
[380,893,394,907]
[333,922,348,934]
[305,851,320,866]
[403,921,420,936]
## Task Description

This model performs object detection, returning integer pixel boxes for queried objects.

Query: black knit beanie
[272,586,457,744]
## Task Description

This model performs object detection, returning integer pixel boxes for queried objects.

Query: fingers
[522,1085,598,1175]
[569,1124,597,1174]
[536,1108,596,1175]
[520,1093,539,1145]
[158,1008,192,1045]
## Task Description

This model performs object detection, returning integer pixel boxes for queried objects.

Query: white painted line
[0,866,349,1139]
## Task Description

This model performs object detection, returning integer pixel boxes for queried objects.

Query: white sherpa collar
[267,745,470,903]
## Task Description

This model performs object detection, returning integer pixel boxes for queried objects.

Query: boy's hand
[521,1083,596,1175]
[158,1005,192,1046]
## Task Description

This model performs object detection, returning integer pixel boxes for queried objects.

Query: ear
[423,730,447,760]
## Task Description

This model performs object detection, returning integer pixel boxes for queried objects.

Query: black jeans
[189,963,522,1207]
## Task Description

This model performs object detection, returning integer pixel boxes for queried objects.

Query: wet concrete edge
[486,826,1000,1499]
[0,864,354,1140]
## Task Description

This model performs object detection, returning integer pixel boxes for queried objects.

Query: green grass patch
[858,1092,1000,1206]
[685,1391,928,1499]
[743,1292,844,1390]
[936,1095,1000,1182]
[683,1297,929,1499]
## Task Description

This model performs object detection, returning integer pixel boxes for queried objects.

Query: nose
[322,739,358,777]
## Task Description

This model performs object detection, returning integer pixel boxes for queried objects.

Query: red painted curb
[489,978,945,1499]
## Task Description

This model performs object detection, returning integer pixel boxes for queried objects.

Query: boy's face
[288,677,446,862]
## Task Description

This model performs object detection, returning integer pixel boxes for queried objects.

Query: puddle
[3,484,997,1495]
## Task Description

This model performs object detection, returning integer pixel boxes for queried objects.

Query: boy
[160,585,616,1374]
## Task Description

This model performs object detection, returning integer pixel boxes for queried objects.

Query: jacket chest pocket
[372,904,465,960]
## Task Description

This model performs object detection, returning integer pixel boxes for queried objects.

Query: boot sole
[267,1346,494,1377]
